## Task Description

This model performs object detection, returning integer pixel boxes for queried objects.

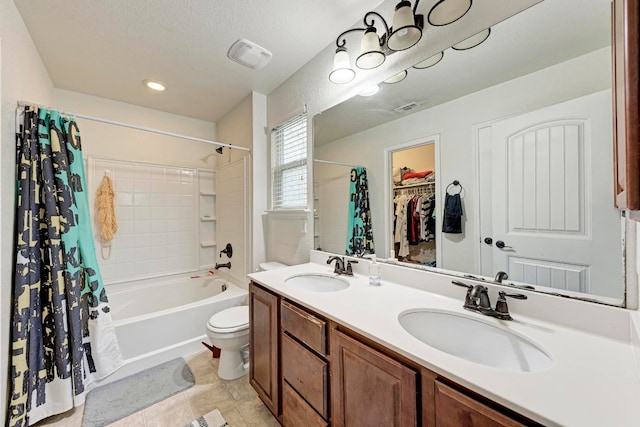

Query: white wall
[217,94,251,283]
[315,48,612,273]
[53,89,218,167]
[0,0,55,421]
[251,93,268,272]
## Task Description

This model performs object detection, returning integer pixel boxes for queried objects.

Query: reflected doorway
[387,137,440,266]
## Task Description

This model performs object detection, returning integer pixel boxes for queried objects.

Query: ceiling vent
[227,39,272,70]
[394,102,420,113]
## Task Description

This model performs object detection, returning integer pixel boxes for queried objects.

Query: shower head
[215,146,224,154]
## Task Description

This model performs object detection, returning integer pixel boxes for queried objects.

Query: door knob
[484,237,493,245]
[495,240,512,249]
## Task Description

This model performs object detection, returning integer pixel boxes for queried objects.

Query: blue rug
[82,358,195,427]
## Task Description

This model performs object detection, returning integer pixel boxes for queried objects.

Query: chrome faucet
[452,280,527,320]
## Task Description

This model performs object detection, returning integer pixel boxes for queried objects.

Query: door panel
[480,91,622,298]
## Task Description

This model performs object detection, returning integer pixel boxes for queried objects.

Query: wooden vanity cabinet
[249,283,281,418]
[330,328,418,427]
[280,300,330,426]
[250,282,542,426]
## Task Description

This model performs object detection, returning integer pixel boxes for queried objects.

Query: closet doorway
[385,136,440,267]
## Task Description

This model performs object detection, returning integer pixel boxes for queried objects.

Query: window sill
[264,209,311,219]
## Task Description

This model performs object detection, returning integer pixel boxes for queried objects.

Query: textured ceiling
[14,0,382,122]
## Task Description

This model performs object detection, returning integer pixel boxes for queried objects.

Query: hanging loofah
[96,175,118,241]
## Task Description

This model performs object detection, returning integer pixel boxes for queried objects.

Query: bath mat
[185,409,229,427]
[82,357,195,427]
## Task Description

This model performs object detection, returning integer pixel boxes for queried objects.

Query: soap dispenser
[368,254,380,286]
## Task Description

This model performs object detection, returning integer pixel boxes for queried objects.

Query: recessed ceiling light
[143,80,166,91]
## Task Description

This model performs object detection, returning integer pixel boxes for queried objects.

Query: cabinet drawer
[281,301,327,355]
[435,381,526,427]
[283,381,328,427]
[282,333,328,418]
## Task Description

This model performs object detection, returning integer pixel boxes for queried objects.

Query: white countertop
[248,256,640,427]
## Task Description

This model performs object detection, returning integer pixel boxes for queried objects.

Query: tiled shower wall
[88,158,201,285]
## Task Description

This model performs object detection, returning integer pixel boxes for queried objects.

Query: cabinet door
[331,329,417,427]
[249,283,280,417]
[435,381,526,427]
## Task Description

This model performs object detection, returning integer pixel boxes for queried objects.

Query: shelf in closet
[200,241,217,248]
[200,216,217,222]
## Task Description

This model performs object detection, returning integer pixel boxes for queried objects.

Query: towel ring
[446,180,464,195]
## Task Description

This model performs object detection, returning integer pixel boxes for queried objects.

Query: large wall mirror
[313,0,632,306]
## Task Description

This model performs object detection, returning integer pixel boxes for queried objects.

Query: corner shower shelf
[200,191,216,196]
[200,216,217,222]
[200,241,217,248]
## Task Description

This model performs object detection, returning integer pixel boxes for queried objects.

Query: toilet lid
[208,306,249,333]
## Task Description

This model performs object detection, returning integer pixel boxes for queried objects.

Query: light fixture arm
[363,11,390,41]
[335,27,366,49]
[412,0,422,15]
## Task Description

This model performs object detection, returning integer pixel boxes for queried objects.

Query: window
[271,114,307,209]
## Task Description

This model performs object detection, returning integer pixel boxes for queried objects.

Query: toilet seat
[207,306,249,333]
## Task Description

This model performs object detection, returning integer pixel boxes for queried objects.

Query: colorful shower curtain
[346,167,374,255]
[9,107,122,426]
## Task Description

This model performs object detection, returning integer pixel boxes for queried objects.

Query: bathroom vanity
[249,251,640,426]
[247,254,640,426]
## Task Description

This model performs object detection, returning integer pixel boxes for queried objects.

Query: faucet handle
[345,259,358,276]
[498,291,528,300]
[495,291,527,320]
[451,280,473,289]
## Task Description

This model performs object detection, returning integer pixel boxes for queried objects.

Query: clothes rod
[314,159,363,168]
[17,100,250,152]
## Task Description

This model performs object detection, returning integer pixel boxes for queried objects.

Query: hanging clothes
[9,107,122,426]
[346,167,374,255]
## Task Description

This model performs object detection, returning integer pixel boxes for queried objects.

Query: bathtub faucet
[215,262,231,270]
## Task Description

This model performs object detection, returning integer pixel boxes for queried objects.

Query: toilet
[206,306,250,380]
[206,262,287,380]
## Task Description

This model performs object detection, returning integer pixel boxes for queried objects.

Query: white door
[479,91,621,298]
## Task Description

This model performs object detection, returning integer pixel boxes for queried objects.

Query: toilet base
[218,349,249,380]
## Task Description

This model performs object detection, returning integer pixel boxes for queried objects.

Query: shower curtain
[9,106,122,426]
[346,167,374,255]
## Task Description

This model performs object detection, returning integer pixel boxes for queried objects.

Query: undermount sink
[284,273,349,292]
[398,309,553,372]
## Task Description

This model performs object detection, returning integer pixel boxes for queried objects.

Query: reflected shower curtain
[9,107,122,426]
[346,167,374,255]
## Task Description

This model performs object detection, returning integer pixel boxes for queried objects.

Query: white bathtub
[100,276,247,384]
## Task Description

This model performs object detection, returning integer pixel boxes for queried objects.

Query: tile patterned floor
[34,351,281,427]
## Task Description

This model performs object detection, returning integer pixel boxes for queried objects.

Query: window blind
[271,114,308,209]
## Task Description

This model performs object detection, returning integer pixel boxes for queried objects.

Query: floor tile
[27,351,277,427]
[106,410,146,426]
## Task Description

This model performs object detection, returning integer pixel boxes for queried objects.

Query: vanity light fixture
[329,0,475,84]
[329,1,426,83]
[413,51,444,69]
[383,70,408,84]
[428,0,472,26]
[143,79,166,91]
[452,28,491,50]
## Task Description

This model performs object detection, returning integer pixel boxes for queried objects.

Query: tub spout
[215,262,231,270]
